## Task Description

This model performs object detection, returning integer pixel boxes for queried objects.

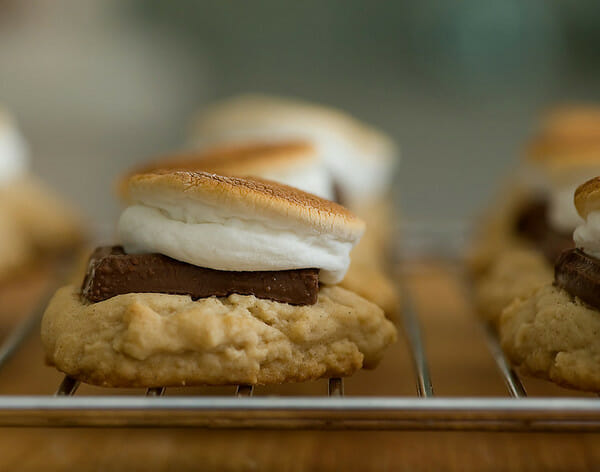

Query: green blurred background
[1,0,599,227]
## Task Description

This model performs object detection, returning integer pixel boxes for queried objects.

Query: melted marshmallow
[574,211,600,259]
[0,112,28,185]
[118,197,357,284]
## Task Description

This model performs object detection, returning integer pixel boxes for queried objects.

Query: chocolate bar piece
[555,248,600,311]
[82,246,319,305]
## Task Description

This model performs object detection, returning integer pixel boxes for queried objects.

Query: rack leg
[55,376,80,396]
[236,385,254,397]
[146,387,166,397]
[328,378,344,397]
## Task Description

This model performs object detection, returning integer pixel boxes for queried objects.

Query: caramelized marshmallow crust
[119,171,365,284]
[120,141,335,201]
[574,177,600,259]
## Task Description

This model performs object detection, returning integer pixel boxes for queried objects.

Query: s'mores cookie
[471,109,600,325]
[188,94,398,216]
[0,110,82,279]
[500,177,600,391]
[42,171,397,387]
[469,105,600,275]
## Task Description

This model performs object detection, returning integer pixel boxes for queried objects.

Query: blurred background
[1,0,600,227]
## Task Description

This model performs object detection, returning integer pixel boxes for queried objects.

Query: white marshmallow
[197,125,394,204]
[543,164,600,233]
[118,194,356,284]
[194,124,351,197]
[258,157,334,201]
[339,124,397,205]
[574,210,600,258]
[0,111,28,186]
[191,96,397,203]
[548,185,584,233]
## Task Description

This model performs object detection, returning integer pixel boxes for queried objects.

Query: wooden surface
[0,262,598,471]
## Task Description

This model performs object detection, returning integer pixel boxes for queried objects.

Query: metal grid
[0,224,598,431]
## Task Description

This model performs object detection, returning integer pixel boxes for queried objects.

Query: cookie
[0,177,83,254]
[42,284,397,387]
[43,169,396,386]
[468,182,534,276]
[499,176,600,391]
[474,247,552,326]
[0,205,31,280]
[500,284,600,392]
[340,261,400,321]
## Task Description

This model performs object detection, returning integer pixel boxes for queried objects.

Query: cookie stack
[42,171,396,387]
[501,176,600,392]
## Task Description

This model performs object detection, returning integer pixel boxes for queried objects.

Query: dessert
[188,94,398,213]
[0,109,82,279]
[42,171,397,387]
[470,105,600,275]
[471,107,600,325]
[120,141,400,319]
[500,177,600,392]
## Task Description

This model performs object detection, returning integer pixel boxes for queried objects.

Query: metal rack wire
[0,223,598,431]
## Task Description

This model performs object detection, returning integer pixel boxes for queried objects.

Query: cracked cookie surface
[42,285,397,387]
[500,283,600,392]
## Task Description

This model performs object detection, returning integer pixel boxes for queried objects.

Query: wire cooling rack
[0,221,599,431]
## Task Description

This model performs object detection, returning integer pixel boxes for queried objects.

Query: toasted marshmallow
[189,94,398,205]
[543,161,600,232]
[523,122,600,233]
[120,141,334,201]
[573,177,600,258]
[526,134,600,168]
[118,171,365,284]
[540,104,600,142]
[0,110,28,186]
[575,176,600,220]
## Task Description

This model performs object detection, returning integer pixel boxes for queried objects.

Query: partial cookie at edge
[500,284,600,392]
